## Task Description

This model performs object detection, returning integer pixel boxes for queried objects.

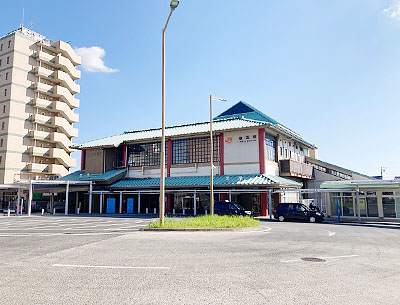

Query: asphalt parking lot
[0,216,399,305]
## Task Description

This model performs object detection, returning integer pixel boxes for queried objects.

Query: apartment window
[6,57,10,64]
[8,40,11,48]
[1,122,5,130]
[127,142,167,167]
[0,156,2,164]
[5,72,8,80]
[265,133,276,161]
[4,89,7,96]
[0,44,2,51]
[280,147,283,156]
[0,59,2,66]
[2,105,5,113]
[173,136,219,165]
[285,149,288,158]
[0,139,3,147]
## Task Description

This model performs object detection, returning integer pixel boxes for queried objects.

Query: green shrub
[147,215,259,229]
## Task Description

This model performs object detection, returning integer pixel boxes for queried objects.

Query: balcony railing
[280,159,314,179]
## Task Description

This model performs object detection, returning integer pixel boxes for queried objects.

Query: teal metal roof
[74,102,315,150]
[58,169,127,182]
[110,174,302,189]
[74,117,266,149]
[215,101,279,124]
[305,157,372,180]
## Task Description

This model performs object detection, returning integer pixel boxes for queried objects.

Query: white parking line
[325,230,336,237]
[52,264,170,270]
[239,227,272,234]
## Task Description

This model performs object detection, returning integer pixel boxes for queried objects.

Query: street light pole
[160,1,179,226]
[209,95,227,215]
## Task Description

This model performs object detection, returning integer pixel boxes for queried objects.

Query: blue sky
[3,0,400,178]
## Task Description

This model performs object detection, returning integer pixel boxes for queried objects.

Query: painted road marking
[52,264,170,270]
[239,227,272,234]
[281,254,359,263]
[325,230,336,237]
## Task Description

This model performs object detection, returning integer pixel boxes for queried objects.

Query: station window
[4,89,7,96]
[265,133,276,161]
[8,40,11,48]
[5,72,8,80]
[173,136,219,164]
[0,139,3,147]
[0,44,2,51]
[6,57,10,64]
[2,105,5,113]
[1,122,5,130]
[127,142,167,167]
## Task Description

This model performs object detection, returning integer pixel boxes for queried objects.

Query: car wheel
[309,216,316,223]
[278,215,285,222]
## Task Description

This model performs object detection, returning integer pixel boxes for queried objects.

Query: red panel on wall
[219,133,224,175]
[258,128,266,174]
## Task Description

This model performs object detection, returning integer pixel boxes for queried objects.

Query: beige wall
[85,149,104,174]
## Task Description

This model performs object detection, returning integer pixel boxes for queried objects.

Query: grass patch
[147,215,259,229]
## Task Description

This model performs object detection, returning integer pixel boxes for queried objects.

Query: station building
[57,101,352,216]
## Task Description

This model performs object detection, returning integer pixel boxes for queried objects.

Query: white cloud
[74,46,118,73]
[383,0,400,18]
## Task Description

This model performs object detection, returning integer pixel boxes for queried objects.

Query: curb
[140,226,262,232]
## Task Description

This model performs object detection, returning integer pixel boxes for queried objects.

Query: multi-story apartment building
[0,27,80,183]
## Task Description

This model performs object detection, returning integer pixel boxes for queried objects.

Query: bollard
[183,209,185,216]
[77,208,80,215]
[205,210,208,215]
[154,208,156,215]
[41,209,44,216]
[8,209,10,217]
[53,208,56,216]
[146,208,148,214]
[173,208,175,215]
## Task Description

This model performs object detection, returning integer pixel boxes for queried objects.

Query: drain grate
[301,257,326,262]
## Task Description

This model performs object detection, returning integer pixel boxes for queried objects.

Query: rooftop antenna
[29,21,34,30]
[20,8,24,28]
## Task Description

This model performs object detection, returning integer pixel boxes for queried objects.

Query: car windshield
[301,204,311,211]
[234,203,245,210]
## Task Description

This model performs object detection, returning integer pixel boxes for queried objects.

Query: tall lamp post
[209,95,227,215]
[160,0,179,225]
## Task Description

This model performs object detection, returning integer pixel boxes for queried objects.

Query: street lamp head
[170,0,179,11]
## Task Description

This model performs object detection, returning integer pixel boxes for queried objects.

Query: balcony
[34,50,55,63]
[29,130,52,141]
[53,101,79,123]
[55,54,81,80]
[48,164,69,177]
[28,146,49,157]
[31,113,53,126]
[54,70,80,94]
[49,148,76,168]
[52,116,78,138]
[51,132,73,153]
[279,159,314,179]
[53,41,81,66]
[32,81,53,94]
[53,85,79,108]
[27,163,49,174]
[34,66,55,79]
[32,98,53,110]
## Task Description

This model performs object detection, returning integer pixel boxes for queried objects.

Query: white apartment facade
[0,27,81,183]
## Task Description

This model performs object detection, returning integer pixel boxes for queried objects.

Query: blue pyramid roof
[214,101,279,124]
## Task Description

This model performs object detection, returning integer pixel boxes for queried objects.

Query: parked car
[214,201,252,216]
[273,203,324,223]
